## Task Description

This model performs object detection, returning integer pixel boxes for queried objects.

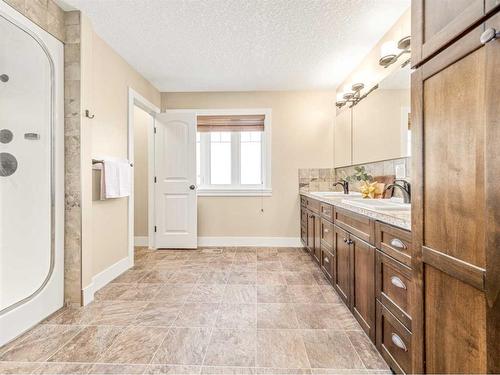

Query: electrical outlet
[395,162,406,179]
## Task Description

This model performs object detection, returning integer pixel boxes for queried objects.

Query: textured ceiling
[62,0,410,92]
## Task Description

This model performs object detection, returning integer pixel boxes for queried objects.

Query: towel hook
[85,110,95,119]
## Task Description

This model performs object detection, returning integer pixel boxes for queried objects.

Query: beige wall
[80,19,161,288]
[161,91,334,238]
[133,106,151,237]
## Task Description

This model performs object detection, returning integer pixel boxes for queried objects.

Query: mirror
[334,65,411,167]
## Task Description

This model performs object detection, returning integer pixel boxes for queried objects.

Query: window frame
[195,108,272,197]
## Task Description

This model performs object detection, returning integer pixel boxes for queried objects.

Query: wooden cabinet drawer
[334,207,375,245]
[321,246,334,282]
[305,197,320,213]
[320,202,334,222]
[376,250,412,331]
[375,222,412,267]
[376,301,412,374]
[320,219,334,250]
[300,196,307,207]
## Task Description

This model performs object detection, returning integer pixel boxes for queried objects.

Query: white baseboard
[82,256,132,306]
[197,236,302,247]
[134,236,149,247]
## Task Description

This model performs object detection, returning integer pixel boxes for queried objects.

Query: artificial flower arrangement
[342,166,385,199]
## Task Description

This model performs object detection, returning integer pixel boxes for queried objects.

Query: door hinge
[154,127,157,134]
[154,226,157,233]
[154,176,157,183]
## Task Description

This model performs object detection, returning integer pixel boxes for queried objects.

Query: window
[196,111,271,196]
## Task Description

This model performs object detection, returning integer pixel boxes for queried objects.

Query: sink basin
[341,198,410,211]
[310,191,361,198]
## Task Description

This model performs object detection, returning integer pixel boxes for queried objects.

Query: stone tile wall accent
[334,158,410,195]
[298,168,336,192]
[63,11,82,305]
[3,0,65,41]
[299,158,410,197]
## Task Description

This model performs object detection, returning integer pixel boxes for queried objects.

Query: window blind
[197,114,265,132]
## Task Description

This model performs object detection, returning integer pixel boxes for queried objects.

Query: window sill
[197,188,272,197]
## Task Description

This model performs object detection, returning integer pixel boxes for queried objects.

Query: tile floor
[0,247,390,374]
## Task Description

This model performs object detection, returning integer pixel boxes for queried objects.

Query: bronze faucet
[385,179,411,203]
[333,180,349,195]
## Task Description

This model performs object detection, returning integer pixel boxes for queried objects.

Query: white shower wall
[0,1,64,346]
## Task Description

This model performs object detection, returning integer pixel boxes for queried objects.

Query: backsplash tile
[298,168,336,193]
[299,157,410,197]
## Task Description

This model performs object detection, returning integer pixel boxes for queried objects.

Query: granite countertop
[300,191,411,231]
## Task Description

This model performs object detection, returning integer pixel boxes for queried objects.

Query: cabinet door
[412,13,500,373]
[350,236,376,342]
[300,209,307,246]
[313,214,321,264]
[307,212,314,254]
[412,0,485,65]
[333,225,350,305]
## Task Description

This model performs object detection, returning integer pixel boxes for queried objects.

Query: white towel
[101,157,131,198]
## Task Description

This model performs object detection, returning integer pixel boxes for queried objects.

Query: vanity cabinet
[301,198,324,264]
[411,6,500,374]
[301,194,411,351]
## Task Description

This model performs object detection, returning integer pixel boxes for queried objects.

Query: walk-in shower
[0,2,64,346]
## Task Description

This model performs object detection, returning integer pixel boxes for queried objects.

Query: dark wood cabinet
[411,8,500,374]
[300,209,307,246]
[411,0,490,66]
[313,213,321,264]
[321,246,334,282]
[306,212,315,254]
[377,301,412,374]
[350,236,376,341]
[333,225,351,305]
[376,250,412,331]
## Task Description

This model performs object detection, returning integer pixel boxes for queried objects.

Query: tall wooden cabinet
[412,2,499,373]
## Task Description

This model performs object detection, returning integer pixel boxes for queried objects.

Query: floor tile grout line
[40,325,85,363]
[344,330,369,370]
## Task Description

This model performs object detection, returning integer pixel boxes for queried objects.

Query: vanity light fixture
[336,82,378,109]
[379,36,411,68]
[335,83,364,108]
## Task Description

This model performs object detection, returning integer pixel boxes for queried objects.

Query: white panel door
[154,111,197,248]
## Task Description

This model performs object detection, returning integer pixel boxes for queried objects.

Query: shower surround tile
[63,10,83,306]
[4,0,65,41]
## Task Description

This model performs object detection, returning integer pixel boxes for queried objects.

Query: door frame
[127,88,160,261]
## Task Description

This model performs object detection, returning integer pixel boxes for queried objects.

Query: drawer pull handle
[343,238,348,243]
[324,228,329,233]
[324,257,330,264]
[391,333,407,352]
[480,28,500,44]
[390,238,406,250]
[391,276,407,290]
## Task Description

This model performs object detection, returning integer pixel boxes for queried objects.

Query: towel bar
[92,159,133,167]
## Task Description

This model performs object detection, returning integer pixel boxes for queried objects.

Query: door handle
[189,185,196,190]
